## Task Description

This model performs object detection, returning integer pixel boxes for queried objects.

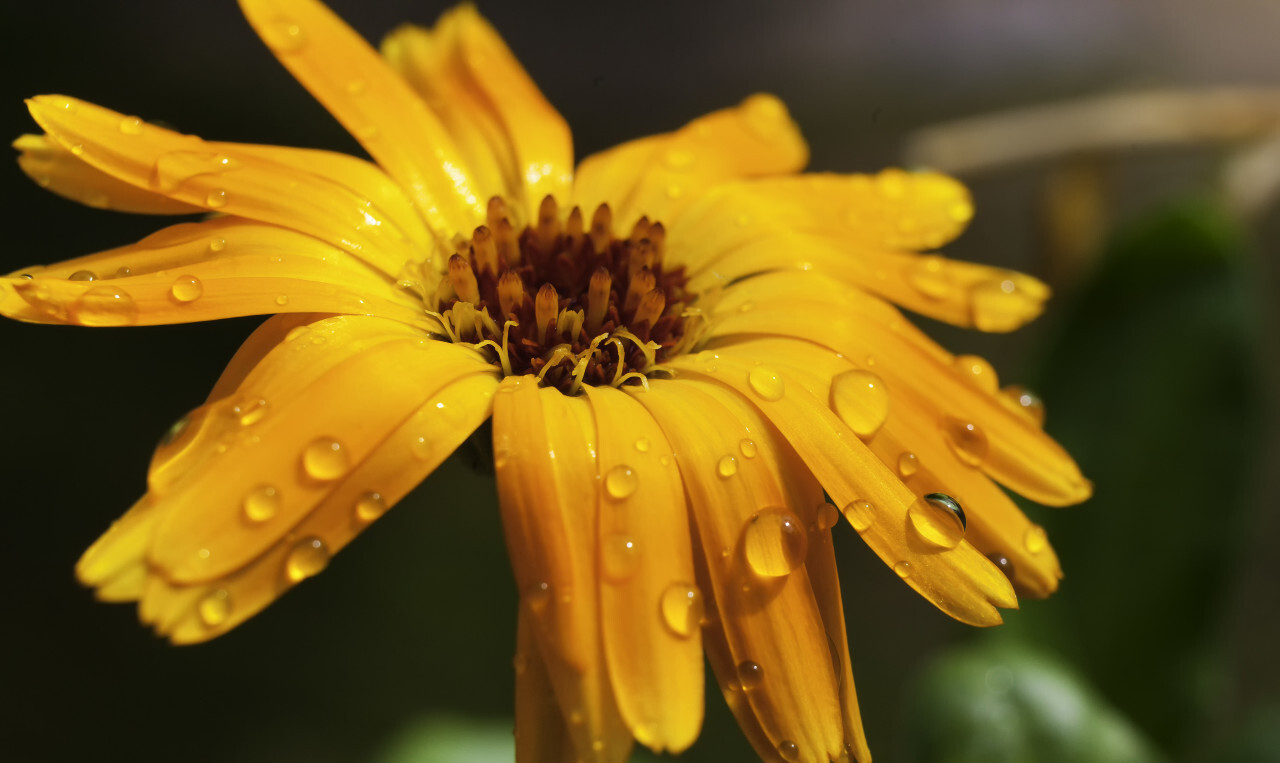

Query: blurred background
[2,1,1277,760]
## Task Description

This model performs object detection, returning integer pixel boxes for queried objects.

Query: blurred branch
[904,88,1280,175]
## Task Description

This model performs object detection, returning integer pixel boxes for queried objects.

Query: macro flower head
[3,0,1092,761]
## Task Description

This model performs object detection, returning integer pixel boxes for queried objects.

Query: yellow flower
[3,1,1090,760]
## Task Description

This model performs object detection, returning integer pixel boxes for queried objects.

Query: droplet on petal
[742,507,808,577]
[205,189,228,208]
[1001,384,1046,425]
[815,502,840,531]
[198,589,230,627]
[953,354,998,393]
[302,438,349,481]
[941,416,988,466]
[169,274,203,303]
[898,451,920,477]
[68,270,97,281]
[242,485,279,522]
[601,533,640,582]
[118,116,143,135]
[894,561,912,578]
[659,582,704,639]
[72,285,138,326]
[604,465,638,500]
[841,500,874,532]
[717,455,738,478]
[738,438,757,458]
[988,552,1015,579]
[907,492,967,548]
[736,660,763,690]
[830,369,890,438]
[1024,525,1048,555]
[747,365,785,401]
[777,741,800,762]
[285,537,330,582]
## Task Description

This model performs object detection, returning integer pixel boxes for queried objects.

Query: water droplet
[717,455,738,478]
[634,437,650,453]
[285,536,330,582]
[893,561,911,578]
[898,452,919,478]
[243,485,280,522]
[738,438,757,458]
[265,16,307,53]
[747,365,785,401]
[988,552,1015,579]
[1001,384,1046,425]
[907,255,949,298]
[208,237,227,253]
[660,582,704,638]
[941,417,988,466]
[841,500,874,532]
[303,437,349,481]
[355,491,387,522]
[970,278,1029,331]
[1024,525,1047,554]
[526,581,551,613]
[830,369,890,438]
[69,143,85,156]
[742,507,808,577]
[169,274,203,303]
[198,589,230,626]
[737,660,763,690]
[230,397,267,426]
[954,354,998,393]
[114,266,132,278]
[72,285,138,326]
[604,465,637,500]
[777,741,800,762]
[205,189,228,208]
[275,295,289,306]
[68,269,97,281]
[601,533,640,582]
[118,116,143,135]
[815,502,840,531]
[908,492,967,548]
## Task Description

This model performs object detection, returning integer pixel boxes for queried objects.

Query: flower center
[431,195,700,393]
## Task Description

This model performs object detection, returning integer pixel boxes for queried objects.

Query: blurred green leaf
[903,642,1163,763]
[1008,198,1266,752]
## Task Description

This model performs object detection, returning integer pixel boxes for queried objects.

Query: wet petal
[581,385,704,754]
[383,7,573,220]
[1,218,433,329]
[238,0,486,243]
[492,376,632,762]
[573,94,808,231]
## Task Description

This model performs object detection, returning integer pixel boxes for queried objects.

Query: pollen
[430,195,701,393]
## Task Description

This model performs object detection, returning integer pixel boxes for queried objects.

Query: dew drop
[777,741,800,762]
[737,660,763,690]
[232,397,268,426]
[242,485,279,522]
[72,285,138,326]
[68,269,97,281]
[830,369,890,438]
[265,16,307,52]
[208,237,227,253]
[908,493,967,548]
[526,581,552,613]
[198,589,230,627]
[1001,384,1046,425]
[1024,525,1048,555]
[303,437,349,481]
[717,455,738,478]
[118,116,143,135]
[747,365,785,401]
[738,438,757,458]
[634,437,650,453]
[601,533,640,582]
[604,465,638,500]
[70,143,85,156]
[275,295,289,306]
[841,500,874,532]
[355,491,387,522]
[898,452,919,478]
[742,507,808,577]
[205,189,228,208]
[893,561,912,578]
[114,266,132,278]
[169,274,204,303]
[941,416,988,466]
[954,354,998,393]
[285,537,330,582]
[988,552,1015,579]
[660,582,704,639]
[816,501,840,531]
[970,278,1027,331]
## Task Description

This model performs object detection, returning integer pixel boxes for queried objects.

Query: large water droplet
[660,582,704,639]
[988,552,1015,579]
[830,369,890,438]
[747,365,785,401]
[604,465,637,500]
[893,561,911,578]
[242,485,279,522]
[68,269,97,281]
[742,507,808,577]
[737,660,763,690]
[908,492,967,548]
[777,741,800,762]
[205,189,228,208]
[303,437,349,481]
[72,285,138,326]
[208,237,227,253]
[285,537,330,582]
[898,452,920,478]
[355,491,387,522]
[738,438,757,458]
[815,502,840,531]
[114,266,132,278]
[941,416,988,466]
[169,274,203,303]
[198,589,230,627]
[717,455,738,478]
[953,354,998,393]
[841,500,874,532]
[1024,525,1048,554]
[1000,384,1046,425]
[601,533,640,582]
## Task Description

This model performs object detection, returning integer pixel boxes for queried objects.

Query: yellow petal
[384,7,573,220]
[669,347,1017,626]
[581,385,704,754]
[639,379,849,762]
[708,271,1091,506]
[238,0,486,244]
[515,610,574,763]
[1,218,433,328]
[572,94,808,231]
[26,96,420,278]
[13,133,202,214]
[492,377,632,762]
